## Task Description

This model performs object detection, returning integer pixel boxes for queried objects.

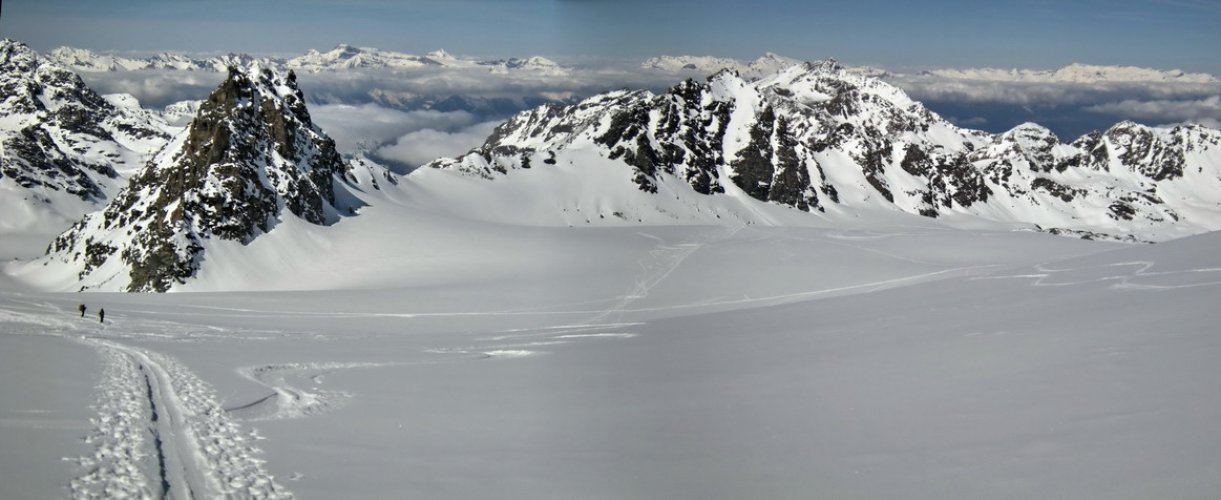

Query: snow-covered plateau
[2,39,1220,498]
[4,218,1221,498]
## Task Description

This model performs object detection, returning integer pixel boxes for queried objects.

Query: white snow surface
[3,174,1220,498]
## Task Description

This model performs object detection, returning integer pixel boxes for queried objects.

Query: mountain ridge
[7,41,1221,292]
[428,60,1221,241]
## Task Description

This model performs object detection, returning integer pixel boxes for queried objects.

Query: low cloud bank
[374,121,502,171]
[75,59,1220,154]
[887,73,1219,137]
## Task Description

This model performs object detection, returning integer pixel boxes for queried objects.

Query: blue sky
[4,0,1220,73]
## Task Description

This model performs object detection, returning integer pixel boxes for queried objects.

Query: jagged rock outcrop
[0,39,173,222]
[427,59,1221,240]
[44,64,351,292]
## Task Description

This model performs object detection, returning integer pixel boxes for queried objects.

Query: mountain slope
[426,60,1221,240]
[39,64,354,292]
[0,40,175,239]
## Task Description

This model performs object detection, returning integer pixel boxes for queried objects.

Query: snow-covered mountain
[428,60,1221,241]
[479,56,570,76]
[287,45,570,74]
[12,44,1221,292]
[286,44,450,72]
[48,46,262,72]
[40,64,358,292]
[45,44,571,76]
[643,53,801,79]
[925,63,1219,84]
[644,53,889,80]
[0,40,176,239]
[644,54,1216,86]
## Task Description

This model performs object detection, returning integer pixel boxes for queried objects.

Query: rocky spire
[44,63,352,292]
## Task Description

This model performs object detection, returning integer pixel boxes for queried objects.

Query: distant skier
[99,308,105,324]
[78,304,87,317]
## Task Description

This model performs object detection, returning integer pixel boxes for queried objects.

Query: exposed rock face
[428,60,1221,240]
[0,39,172,219]
[44,64,351,292]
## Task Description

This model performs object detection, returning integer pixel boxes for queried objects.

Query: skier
[99,308,105,324]
[78,304,87,317]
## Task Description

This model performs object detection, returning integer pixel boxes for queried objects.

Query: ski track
[70,345,156,499]
[976,261,1221,290]
[0,300,297,499]
[585,227,733,325]
[228,362,391,422]
[450,230,731,357]
[76,338,293,499]
[454,225,978,357]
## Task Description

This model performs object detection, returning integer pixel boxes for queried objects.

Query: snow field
[1,226,1219,498]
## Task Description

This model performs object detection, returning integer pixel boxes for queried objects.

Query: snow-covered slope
[3,218,1219,498]
[34,64,359,292]
[427,60,1221,241]
[0,40,176,254]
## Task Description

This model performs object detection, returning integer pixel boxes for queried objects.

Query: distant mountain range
[48,43,1217,85]
[643,54,1217,84]
[46,43,570,75]
[919,63,1218,84]
[3,39,1220,292]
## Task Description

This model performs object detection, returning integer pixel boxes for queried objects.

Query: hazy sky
[4,0,1219,73]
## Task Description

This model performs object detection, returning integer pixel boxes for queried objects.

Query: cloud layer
[74,57,1221,156]
[309,105,479,153]
[1085,95,1221,128]
[374,121,502,171]
[887,76,1220,137]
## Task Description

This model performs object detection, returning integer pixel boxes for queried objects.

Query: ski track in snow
[70,345,156,499]
[0,302,293,499]
[585,227,736,326]
[76,338,293,499]
[434,230,731,358]
[977,261,1221,289]
[228,362,393,422]
[449,225,991,358]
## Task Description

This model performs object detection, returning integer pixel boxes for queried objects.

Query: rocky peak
[802,58,843,74]
[43,63,351,292]
[999,123,1059,159]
